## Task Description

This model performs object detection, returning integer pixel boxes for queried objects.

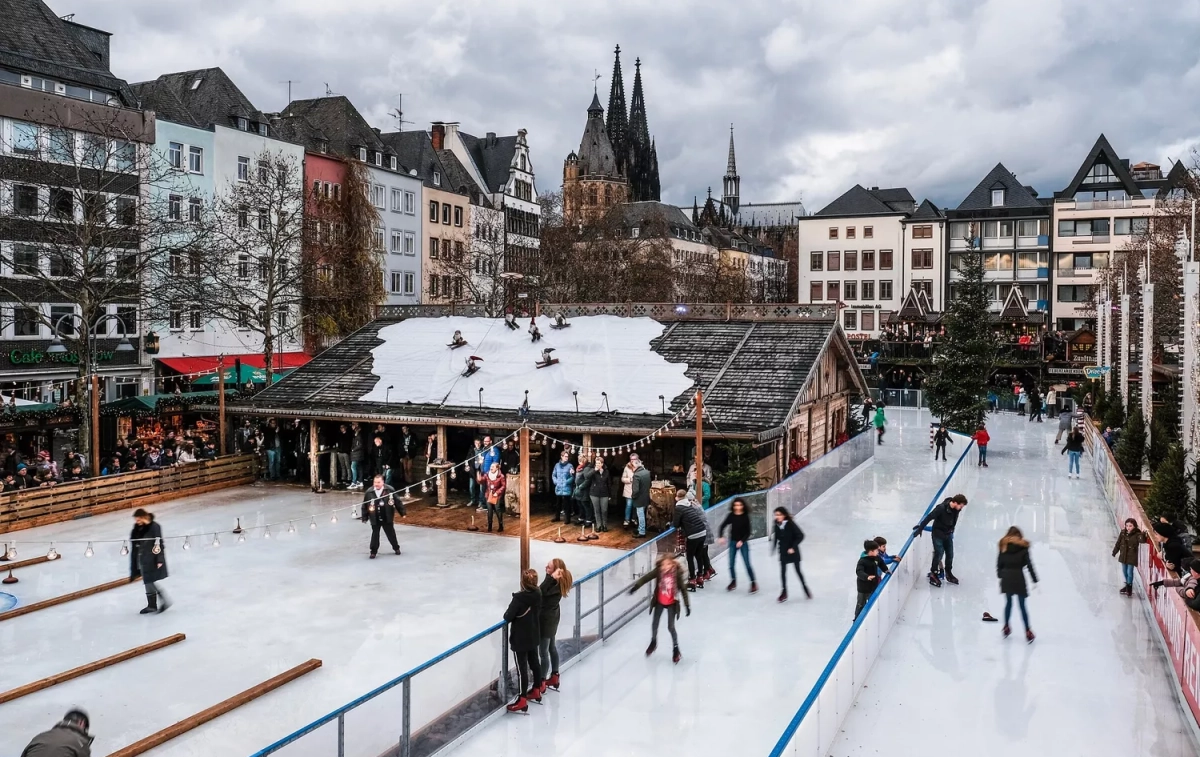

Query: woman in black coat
[130,508,169,614]
[997,526,1038,642]
[572,460,596,527]
[503,568,543,713]
[771,506,810,603]
[537,558,572,694]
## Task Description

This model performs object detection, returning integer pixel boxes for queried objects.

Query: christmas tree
[1144,443,1190,525]
[1115,407,1146,478]
[1148,384,1180,473]
[926,244,996,432]
[1102,385,1125,430]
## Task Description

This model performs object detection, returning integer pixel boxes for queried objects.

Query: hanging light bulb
[421,480,429,493]
[212,533,221,548]
[151,538,162,555]
[288,520,296,534]
[120,540,129,556]
[263,525,272,539]
[309,516,317,530]
[331,511,339,524]
[47,543,58,560]
[182,536,191,550]
[450,467,457,480]
[351,504,359,519]
[84,542,94,558]
[237,531,246,543]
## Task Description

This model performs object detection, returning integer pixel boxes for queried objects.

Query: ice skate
[945,570,959,585]
[778,591,788,603]
[727,580,736,591]
[547,673,560,691]
[1120,583,1132,596]
[528,687,543,705]
[803,584,813,599]
[1025,629,1035,643]
[506,696,528,714]
[750,581,758,594]
[646,639,657,656]
[672,646,681,664]
[1003,624,1011,638]
[928,572,942,587]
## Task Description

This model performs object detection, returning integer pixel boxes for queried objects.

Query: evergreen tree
[1148,385,1180,473]
[713,442,763,499]
[1145,444,1190,525]
[1102,385,1126,430]
[926,246,996,432]
[1114,407,1147,478]
[1092,381,1108,421]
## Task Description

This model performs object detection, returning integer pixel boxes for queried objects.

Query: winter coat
[503,587,541,652]
[1058,411,1072,431]
[539,575,563,640]
[335,429,352,454]
[772,518,805,564]
[130,517,167,583]
[1112,528,1147,566]
[572,463,595,501]
[399,433,416,458]
[481,446,501,476]
[501,445,520,474]
[1162,572,1200,602]
[467,445,485,477]
[872,407,886,429]
[672,501,709,540]
[997,536,1038,596]
[630,465,652,508]
[20,721,92,757]
[485,472,506,505]
[1154,520,1191,570]
[368,442,391,478]
[630,559,690,619]
[918,500,961,538]
[973,429,990,446]
[552,461,575,496]
[621,464,635,499]
[350,431,365,462]
[719,511,752,544]
[857,554,887,594]
[363,483,403,524]
[1061,433,1085,454]
[933,428,952,447]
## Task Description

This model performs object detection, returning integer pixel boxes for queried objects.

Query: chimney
[431,122,445,151]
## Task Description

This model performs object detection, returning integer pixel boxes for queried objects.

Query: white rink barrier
[767,436,973,757]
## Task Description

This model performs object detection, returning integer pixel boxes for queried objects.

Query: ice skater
[1061,428,1084,477]
[538,558,571,694]
[719,497,757,593]
[933,426,952,461]
[874,536,901,568]
[1054,405,1073,444]
[771,506,811,602]
[504,569,543,713]
[130,508,169,614]
[364,474,403,558]
[914,493,968,587]
[484,462,506,532]
[855,540,890,620]
[630,553,690,664]
[997,526,1038,642]
[672,489,713,589]
[973,424,990,467]
[1112,518,1148,596]
[20,709,93,755]
[873,404,887,445]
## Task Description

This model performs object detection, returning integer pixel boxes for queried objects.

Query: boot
[1121,583,1133,596]
[928,572,942,588]
[547,673,560,691]
[727,580,737,591]
[1025,629,1035,644]
[778,591,788,603]
[528,686,543,705]
[686,580,697,592]
[156,590,170,614]
[750,581,758,594]
[1003,624,1011,638]
[672,646,681,664]
[140,593,157,614]
[945,570,959,585]
[506,696,528,714]
[646,639,657,657]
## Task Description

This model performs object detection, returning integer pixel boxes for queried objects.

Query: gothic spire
[722,122,740,217]
[605,45,627,170]
[628,57,650,146]
[725,123,737,176]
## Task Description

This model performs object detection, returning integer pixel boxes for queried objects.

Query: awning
[191,365,295,386]
[103,390,234,416]
[156,352,311,377]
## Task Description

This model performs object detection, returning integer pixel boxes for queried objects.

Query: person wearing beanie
[855,540,890,620]
[21,708,93,755]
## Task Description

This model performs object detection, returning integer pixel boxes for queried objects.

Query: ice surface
[829,412,1199,756]
[361,315,693,413]
[0,485,621,756]
[441,411,956,757]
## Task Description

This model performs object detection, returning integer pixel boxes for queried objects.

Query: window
[861,281,875,300]
[843,310,858,330]
[277,259,288,281]
[48,128,73,162]
[391,188,403,212]
[403,271,415,295]
[371,184,385,209]
[188,145,203,173]
[453,277,463,299]
[276,307,288,330]
[258,258,270,281]
[390,271,403,294]
[189,305,203,330]
[391,231,403,254]
[844,251,858,271]
[170,249,183,275]
[1084,162,1113,183]
[257,208,268,231]
[13,244,38,275]
[237,205,248,228]
[828,227,838,240]
[373,151,382,167]
[912,249,933,269]
[50,305,75,336]
[257,160,269,183]
[13,184,38,216]
[113,141,135,173]
[827,282,841,301]
[861,250,875,270]
[810,252,823,271]
[372,228,385,251]
[809,282,822,301]
[433,171,441,187]
[237,306,251,330]
[188,197,202,223]
[237,156,249,181]
[169,305,183,331]
[1092,218,1110,236]
[49,250,73,278]
[169,142,183,169]
[880,249,893,270]
[259,123,268,137]
[404,191,416,214]
[403,232,416,255]
[237,117,248,131]
[1057,285,1093,303]
[862,310,875,331]
[49,188,72,220]
[430,276,440,297]
[12,121,38,155]
[390,156,397,171]
[846,227,856,240]
[1018,219,1039,237]
[116,250,138,279]
[1114,218,1132,235]
[827,252,841,271]
[880,280,893,299]
[454,206,463,227]
[991,188,1005,206]
[168,194,182,221]
[429,201,439,222]
[237,253,250,281]
[912,225,932,239]
[864,226,873,239]
[13,306,38,336]
[358,147,367,162]
[116,196,135,225]
[844,281,857,300]
[333,184,341,201]
[442,203,451,225]
[430,238,440,259]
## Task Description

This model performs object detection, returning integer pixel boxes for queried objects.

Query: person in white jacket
[176,445,198,464]
[621,460,636,527]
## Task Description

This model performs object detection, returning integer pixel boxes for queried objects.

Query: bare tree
[192,150,306,385]
[425,204,509,316]
[677,248,752,302]
[0,104,204,462]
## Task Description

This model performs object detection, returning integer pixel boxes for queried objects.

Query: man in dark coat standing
[130,508,169,614]
[363,474,403,558]
[629,454,652,538]
[914,493,968,587]
[20,709,92,756]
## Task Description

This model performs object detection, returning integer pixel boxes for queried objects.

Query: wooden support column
[309,420,321,492]
[217,355,226,456]
[436,424,448,507]
[519,426,531,572]
[694,390,704,495]
[582,433,593,459]
[90,373,100,474]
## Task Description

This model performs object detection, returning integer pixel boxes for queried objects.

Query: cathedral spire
[726,123,737,176]
[628,57,649,146]
[606,45,627,172]
[722,123,740,217]
[624,57,660,202]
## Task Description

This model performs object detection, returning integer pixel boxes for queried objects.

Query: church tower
[563,87,628,222]
[606,45,628,175]
[722,124,740,217]
[625,58,661,202]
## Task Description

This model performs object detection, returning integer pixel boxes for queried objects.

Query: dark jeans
[854,590,872,620]
[487,500,504,530]
[650,602,678,646]
[469,476,482,506]
[729,541,755,582]
[1004,593,1030,629]
[370,520,399,554]
[538,635,559,677]
[779,561,808,594]
[576,496,593,524]
[978,445,987,465]
[514,648,541,694]
[935,443,947,460]
[931,534,954,574]
[685,537,705,579]
[556,494,572,518]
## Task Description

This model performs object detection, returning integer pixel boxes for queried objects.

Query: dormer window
[258,123,268,137]
[373,151,382,167]
[433,171,441,187]
[237,117,248,131]
[358,147,367,162]
[318,140,328,154]
[389,156,397,171]
[190,78,202,91]
[991,189,1005,206]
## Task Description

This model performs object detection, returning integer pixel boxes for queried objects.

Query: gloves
[1150,580,1164,589]
[913,525,924,537]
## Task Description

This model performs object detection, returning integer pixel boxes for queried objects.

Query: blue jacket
[481,446,501,476]
[552,461,575,496]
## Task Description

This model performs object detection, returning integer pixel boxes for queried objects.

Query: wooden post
[90,373,100,472]
[309,419,321,492]
[0,633,186,704]
[519,426,531,572]
[0,577,132,622]
[217,355,226,456]
[436,424,448,507]
[582,433,593,459]
[694,390,704,496]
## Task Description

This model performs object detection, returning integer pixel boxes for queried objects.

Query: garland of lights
[528,395,697,457]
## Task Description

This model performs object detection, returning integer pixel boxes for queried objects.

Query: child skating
[933,426,952,461]
[855,540,891,620]
[996,526,1038,642]
[771,506,811,602]
[973,424,990,467]
[630,553,690,663]
[1112,518,1148,596]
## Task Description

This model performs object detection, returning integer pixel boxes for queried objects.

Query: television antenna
[392,94,415,131]
[280,80,302,102]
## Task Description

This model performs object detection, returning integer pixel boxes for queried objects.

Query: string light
[151,538,162,555]
[5,543,15,560]
[212,533,220,548]
[330,511,338,524]
[47,543,58,560]
[182,536,191,550]
[84,542,94,558]
[309,516,317,530]
[351,504,359,519]
[120,541,129,556]
[288,520,296,534]
[237,531,246,543]
[263,526,271,539]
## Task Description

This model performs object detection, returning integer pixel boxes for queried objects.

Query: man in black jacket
[855,540,890,620]
[20,708,93,756]
[367,436,392,485]
[363,474,403,558]
[914,493,968,587]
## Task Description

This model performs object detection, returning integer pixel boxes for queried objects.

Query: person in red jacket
[484,462,507,532]
[973,425,990,467]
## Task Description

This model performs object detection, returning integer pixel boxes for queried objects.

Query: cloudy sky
[74,0,1200,211]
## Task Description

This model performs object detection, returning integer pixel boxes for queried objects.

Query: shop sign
[7,348,116,365]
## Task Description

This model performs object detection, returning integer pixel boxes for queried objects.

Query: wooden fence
[0,455,257,534]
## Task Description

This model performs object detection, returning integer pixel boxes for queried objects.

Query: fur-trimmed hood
[999,534,1029,552]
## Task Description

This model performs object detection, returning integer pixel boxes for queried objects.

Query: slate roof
[0,0,133,102]
[955,163,1042,211]
[734,201,806,228]
[612,201,696,231]
[280,96,403,168]
[379,130,458,192]
[814,185,914,217]
[1057,134,1149,199]
[437,149,488,204]
[458,131,517,193]
[268,113,330,150]
[132,68,264,130]
[223,315,865,439]
[575,93,620,178]
[907,199,943,220]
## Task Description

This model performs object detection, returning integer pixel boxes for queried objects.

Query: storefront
[0,337,150,403]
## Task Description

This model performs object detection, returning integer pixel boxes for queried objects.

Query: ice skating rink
[830,411,1198,756]
[442,410,960,757]
[0,485,621,756]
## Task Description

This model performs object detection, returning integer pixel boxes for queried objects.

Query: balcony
[1054,197,1155,211]
[1055,266,1098,278]
[1069,234,1112,245]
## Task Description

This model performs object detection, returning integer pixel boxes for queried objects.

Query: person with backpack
[855,540,890,620]
[933,426,952,461]
[973,425,990,467]
[914,493,968,587]
[1061,429,1085,478]
[997,526,1038,642]
[771,506,811,602]
[1112,518,1148,596]
[630,554,690,663]
[719,497,756,593]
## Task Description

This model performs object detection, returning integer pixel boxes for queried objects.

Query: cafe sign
[8,348,117,365]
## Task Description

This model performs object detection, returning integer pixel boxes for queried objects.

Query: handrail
[766,434,974,757]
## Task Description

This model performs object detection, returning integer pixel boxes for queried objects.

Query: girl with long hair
[771,506,810,602]
[630,553,690,663]
[537,558,572,693]
[504,568,543,713]
[997,526,1038,642]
